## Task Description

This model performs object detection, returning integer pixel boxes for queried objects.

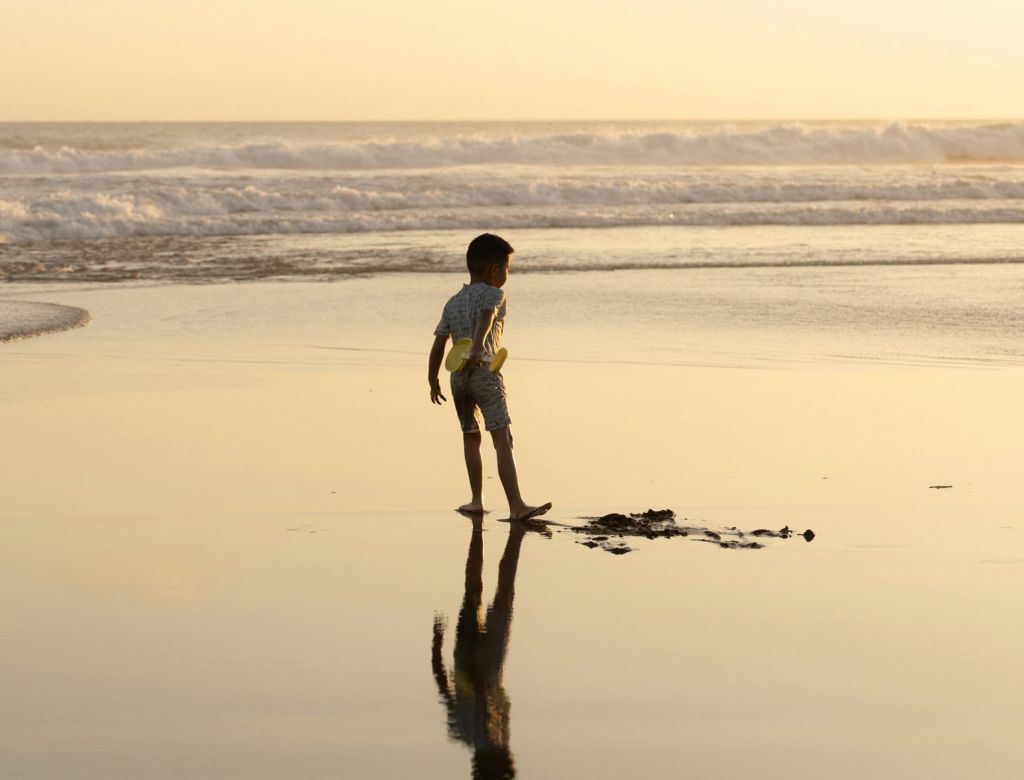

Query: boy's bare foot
[510,502,552,522]
[457,502,487,515]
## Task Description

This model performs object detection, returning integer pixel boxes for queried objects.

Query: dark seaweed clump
[573,508,685,555]
[570,509,815,555]
[750,526,816,542]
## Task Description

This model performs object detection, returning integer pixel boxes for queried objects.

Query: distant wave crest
[4,122,1024,173]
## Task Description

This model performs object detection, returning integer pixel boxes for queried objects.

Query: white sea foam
[4,166,1024,243]
[3,121,1024,282]
[0,300,91,342]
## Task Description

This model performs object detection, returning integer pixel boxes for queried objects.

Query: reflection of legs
[459,431,484,514]
[464,516,484,604]
[485,522,526,667]
[491,426,551,521]
[469,523,524,779]
[453,516,485,670]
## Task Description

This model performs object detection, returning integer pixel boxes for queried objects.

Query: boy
[428,234,551,522]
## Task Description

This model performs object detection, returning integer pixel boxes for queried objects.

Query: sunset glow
[4,0,1023,120]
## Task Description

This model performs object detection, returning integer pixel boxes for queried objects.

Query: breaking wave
[4,170,1024,243]
[4,199,1024,244]
[4,122,1024,173]
[3,121,1024,277]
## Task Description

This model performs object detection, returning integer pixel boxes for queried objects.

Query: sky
[2,0,1022,121]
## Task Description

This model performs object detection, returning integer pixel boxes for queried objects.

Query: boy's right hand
[430,378,447,405]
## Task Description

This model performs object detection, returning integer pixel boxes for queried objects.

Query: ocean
[2,120,1024,283]
[2,121,1023,362]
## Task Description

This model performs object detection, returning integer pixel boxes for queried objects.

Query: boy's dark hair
[466,233,513,276]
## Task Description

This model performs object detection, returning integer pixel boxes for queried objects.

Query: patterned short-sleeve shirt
[434,283,507,357]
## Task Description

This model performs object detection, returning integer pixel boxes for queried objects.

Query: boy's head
[466,233,513,286]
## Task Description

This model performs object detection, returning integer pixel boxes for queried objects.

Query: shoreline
[7,223,1024,285]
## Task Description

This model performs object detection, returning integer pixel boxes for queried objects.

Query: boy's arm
[468,308,496,365]
[428,334,448,404]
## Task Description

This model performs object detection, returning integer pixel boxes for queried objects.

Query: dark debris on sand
[568,508,686,555]
[563,509,815,555]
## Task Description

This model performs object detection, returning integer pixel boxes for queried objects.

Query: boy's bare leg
[458,431,486,514]
[490,426,551,521]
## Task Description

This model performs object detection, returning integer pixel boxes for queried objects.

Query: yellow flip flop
[489,348,508,373]
[445,338,473,372]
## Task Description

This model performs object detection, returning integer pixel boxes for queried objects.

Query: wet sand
[2,274,1023,778]
[0,299,90,342]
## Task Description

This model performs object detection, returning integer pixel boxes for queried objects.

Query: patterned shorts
[450,366,511,434]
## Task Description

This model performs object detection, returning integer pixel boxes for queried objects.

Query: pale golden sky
[3,0,1021,121]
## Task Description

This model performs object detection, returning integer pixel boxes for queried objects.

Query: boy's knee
[463,431,482,445]
[490,426,513,450]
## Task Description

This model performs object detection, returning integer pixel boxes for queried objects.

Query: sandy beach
[6,0,1024,764]
[2,271,1022,778]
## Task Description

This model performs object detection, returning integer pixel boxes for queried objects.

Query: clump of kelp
[565,508,815,555]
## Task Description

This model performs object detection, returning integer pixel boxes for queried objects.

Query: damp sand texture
[1,276,1023,779]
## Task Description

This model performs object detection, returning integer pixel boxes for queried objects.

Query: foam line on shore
[0,300,91,343]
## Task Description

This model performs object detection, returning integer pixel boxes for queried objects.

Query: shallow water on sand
[2,274,1023,778]
[3,501,1022,779]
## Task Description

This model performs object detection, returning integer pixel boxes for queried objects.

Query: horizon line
[2,117,1022,124]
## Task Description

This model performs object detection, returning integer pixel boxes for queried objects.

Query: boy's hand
[428,334,449,404]
[430,378,447,405]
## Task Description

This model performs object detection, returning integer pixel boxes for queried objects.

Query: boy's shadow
[432,517,529,780]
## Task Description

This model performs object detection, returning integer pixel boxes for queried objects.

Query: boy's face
[487,255,511,288]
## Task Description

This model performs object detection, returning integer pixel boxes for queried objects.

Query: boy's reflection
[432,517,527,780]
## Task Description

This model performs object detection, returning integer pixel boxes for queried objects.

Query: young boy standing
[428,234,551,521]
